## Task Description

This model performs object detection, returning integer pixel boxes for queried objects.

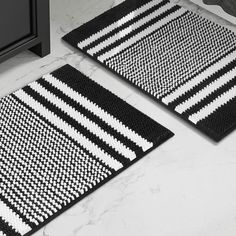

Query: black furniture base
[0,0,50,64]
[203,0,236,17]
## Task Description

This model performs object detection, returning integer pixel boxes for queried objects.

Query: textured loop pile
[0,64,173,236]
[63,0,236,141]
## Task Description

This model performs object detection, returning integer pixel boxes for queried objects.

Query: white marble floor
[1,1,236,236]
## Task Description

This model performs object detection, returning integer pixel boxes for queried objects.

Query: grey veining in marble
[0,1,236,236]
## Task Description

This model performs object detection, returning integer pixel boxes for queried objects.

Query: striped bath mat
[0,64,173,236]
[63,0,236,141]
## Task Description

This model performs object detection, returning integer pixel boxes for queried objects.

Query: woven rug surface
[63,0,236,141]
[0,64,173,236]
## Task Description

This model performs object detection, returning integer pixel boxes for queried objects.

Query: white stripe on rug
[87,2,176,55]
[98,7,187,62]
[14,90,123,171]
[189,85,236,124]
[0,231,6,236]
[0,200,31,235]
[162,49,236,105]
[30,81,137,161]
[78,0,167,48]
[175,66,236,114]
[43,74,153,151]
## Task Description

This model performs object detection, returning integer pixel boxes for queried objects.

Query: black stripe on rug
[0,217,21,236]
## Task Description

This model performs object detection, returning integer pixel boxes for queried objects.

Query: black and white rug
[63,0,236,141]
[0,64,173,236]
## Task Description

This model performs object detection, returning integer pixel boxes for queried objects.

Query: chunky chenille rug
[63,0,236,141]
[0,64,173,236]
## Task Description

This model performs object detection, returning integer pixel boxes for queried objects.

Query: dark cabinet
[0,0,32,50]
[0,0,50,63]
